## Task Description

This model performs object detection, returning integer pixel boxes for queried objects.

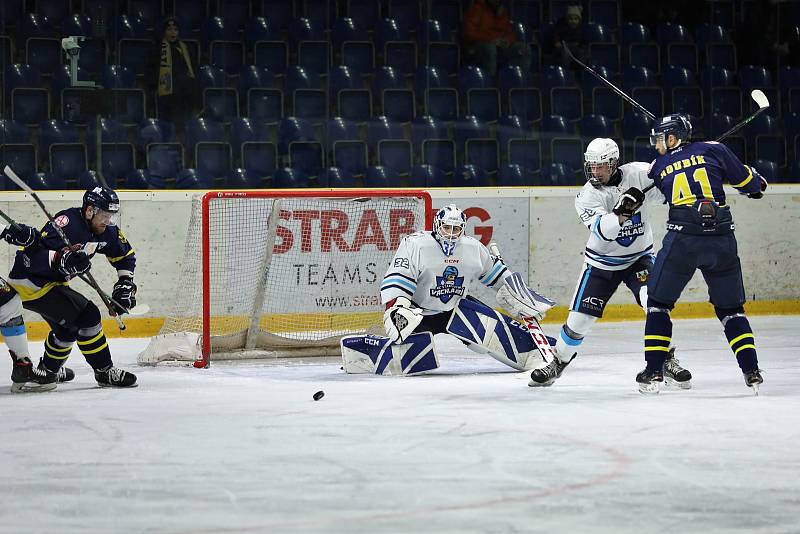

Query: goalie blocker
[341,297,553,375]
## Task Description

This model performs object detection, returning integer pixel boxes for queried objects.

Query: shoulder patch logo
[55,215,69,227]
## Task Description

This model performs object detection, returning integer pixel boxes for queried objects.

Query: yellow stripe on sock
[644,335,672,342]
[645,346,672,352]
[734,344,756,355]
[45,339,72,354]
[80,342,108,355]
[729,333,754,347]
[77,331,106,346]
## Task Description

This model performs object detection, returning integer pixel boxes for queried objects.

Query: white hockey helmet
[433,204,467,256]
[584,138,620,187]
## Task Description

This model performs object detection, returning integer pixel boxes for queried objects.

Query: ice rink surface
[1,316,799,534]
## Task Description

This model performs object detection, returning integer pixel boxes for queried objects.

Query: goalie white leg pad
[446,298,544,371]
[340,332,439,376]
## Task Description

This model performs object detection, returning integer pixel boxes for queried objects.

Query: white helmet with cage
[433,204,467,256]
[583,138,620,187]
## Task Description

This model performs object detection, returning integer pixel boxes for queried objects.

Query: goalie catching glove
[496,272,555,322]
[612,187,645,218]
[110,276,137,314]
[383,296,424,344]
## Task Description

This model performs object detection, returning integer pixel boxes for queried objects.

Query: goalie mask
[584,138,619,188]
[433,204,466,256]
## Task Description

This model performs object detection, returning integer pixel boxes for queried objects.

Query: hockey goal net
[138,190,432,367]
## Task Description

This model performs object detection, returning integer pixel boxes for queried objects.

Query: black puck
[313,390,325,401]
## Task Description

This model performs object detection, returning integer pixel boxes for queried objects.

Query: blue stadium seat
[86,117,128,153]
[629,43,660,72]
[333,141,368,177]
[147,143,184,181]
[710,87,742,118]
[204,88,240,123]
[225,168,262,189]
[137,119,177,151]
[622,65,656,92]
[364,165,393,187]
[785,112,800,144]
[211,41,245,76]
[451,164,490,187]
[326,117,360,146]
[328,66,360,105]
[244,17,275,49]
[540,114,573,142]
[540,65,573,91]
[367,116,404,151]
[299,40,331,75]
[739,65,773,90]
[255,41,289,74]
[427,42,460,75]
[318,166,354,188]
[510,0,543,30]
[579,64,612,97]
[338,89,372,122]
[667,43,698,73]
[18,13,57,43]
[127,0,161,29]
[293,89,328,123]
[247,88,284,123]
[196,142,233,182]
[38,120,79,160]
[289,141,324,176]
[541,162,571,185]
[103,65,136,88]
[118,38,152,73]
[172,168,208,190]
[260,0,294,31]
[98,144,135,185]
[467,88,500,123]
[422,139,456,176]
[706,43,737,71]
[584,24,614,43]
[497,115,525,156]
[172,0,209,30]
[242,142,278,179]
[278,117,316,155]
[588,43,620,72]
[662,66,696,89]
[385,41,417,76]
[415,66,448,99]
[550,87,583,121]
[383,88,415,123]
[723,136,747,162]
[745,114,780,137]
[465,139,499,176]
[672,86,703,119]
[591,87,622,120]
[0,0,23,27]
[588,0,620,28]
[752,159,778,182]
[508,88,542,124]
[701,65,735,92]
[621,22,650,45]
[112,14,147,39]
[656,22,691,46]
[621,113,651,140]
[345,0,380,32]
[387,0,420,29]
[417,18,448,47]
[454,116,489,152]
[458,65,491,93]
[498,66,531,99]
[238,66,276,96]
[631,87,664,118]
[288,18,324,52]
[779,67,800,111]
[497,163,526,186]
[11,87,49,126]
[0,145,37,185]
[579,114,614,139]
[755,135,786,168]
[219,0,252,30]
[425,87,459,122]
[341,41,375,74]
[332,17,360,53]
[0,119,30,144]
[4,63,41,98]
[630,137,656,162]
[411,115,447,149]
[374,18,409,54]
[77,169,105,189]
[25,37,61,74]
[185,118,227,156]
[123,169,151,189]
[378,139,413,176]
[373,66,404,100]
[695,23,730,47]
[551,138,583,176]
[408,164,443,187]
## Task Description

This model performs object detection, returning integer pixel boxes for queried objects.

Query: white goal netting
[138,190,431,366]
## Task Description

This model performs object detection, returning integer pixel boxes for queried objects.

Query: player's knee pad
[714,305,745,324]
[0,292,23,325]
[445,297,544,371]
[340,332,439,376]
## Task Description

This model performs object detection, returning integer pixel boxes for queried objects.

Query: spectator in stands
[548,5,588,69]
[154,16,201,133]
[462,0,531,76]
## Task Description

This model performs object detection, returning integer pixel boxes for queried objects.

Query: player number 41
[672,167,713,204]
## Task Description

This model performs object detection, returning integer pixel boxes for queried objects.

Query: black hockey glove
[111,276,137,314]
[56,247,92,277]
[743,166,768,199]
[1,224,38,248]
[612,187,646,218]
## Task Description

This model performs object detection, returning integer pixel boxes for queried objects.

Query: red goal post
[138,189,432,368]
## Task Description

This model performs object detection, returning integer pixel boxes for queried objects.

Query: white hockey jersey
[380,231,509,314]
[575,162,665,271]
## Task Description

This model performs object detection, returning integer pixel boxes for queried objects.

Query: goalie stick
[2,166,141,330]
[488,243,556,364]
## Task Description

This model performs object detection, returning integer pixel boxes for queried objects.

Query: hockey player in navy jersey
[529,138,691,387]
[340,204,557,375]
[6,186,139,389]
[628,115,767,394]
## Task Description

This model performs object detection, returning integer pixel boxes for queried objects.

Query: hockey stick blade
[4,165,30,192]
[125,304,150,316]
[751,89,769,109]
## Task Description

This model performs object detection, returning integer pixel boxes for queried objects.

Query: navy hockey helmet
[433,204,467,256]
[83,186,120,226]
[649,114,692,148]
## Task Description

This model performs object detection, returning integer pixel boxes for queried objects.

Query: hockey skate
[663,348,692,389]
[636,368,664,394]
[528,353,575,387]
[95,366,138,388]
[10,356,57,393]
[743,369,763,396]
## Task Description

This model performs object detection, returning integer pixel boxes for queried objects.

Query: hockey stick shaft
[561,41,656,120]
[641,90,771,194]
[3,166,127,330]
